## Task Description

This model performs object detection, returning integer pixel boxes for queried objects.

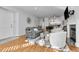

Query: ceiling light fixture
[34,7,38,10]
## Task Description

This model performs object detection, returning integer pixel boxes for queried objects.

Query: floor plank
[69,45,79,52]
[0,35,60,52]
[1,35,79,52]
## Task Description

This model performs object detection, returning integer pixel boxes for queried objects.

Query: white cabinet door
[49,31,66,49]
[0,8,13,39]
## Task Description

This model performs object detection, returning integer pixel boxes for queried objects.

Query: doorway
[70,25,76,45]
[66,24,76,46]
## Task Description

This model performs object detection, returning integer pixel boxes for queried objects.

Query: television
[64,6,69,20]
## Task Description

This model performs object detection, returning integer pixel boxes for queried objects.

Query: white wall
[66,6,79,47]
[74,7,79,47]
[67,10,77,39]
[68,15,76,25]
[1,7,41,36]
[0,7,14,39]
[18,12,40,36]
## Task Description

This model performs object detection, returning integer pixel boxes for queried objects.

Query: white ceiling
[14,6,66,18]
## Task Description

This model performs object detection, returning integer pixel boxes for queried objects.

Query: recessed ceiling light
[34,7,38,10]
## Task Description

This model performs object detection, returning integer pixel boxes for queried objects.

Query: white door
[0,8,13,39]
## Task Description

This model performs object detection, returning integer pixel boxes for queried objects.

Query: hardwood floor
[69,45,79,52]
[0,35,79,52]
[0,36,60,52]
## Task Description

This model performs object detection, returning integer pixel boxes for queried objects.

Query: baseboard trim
[0,36,17,44]
[15,34,25,37]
